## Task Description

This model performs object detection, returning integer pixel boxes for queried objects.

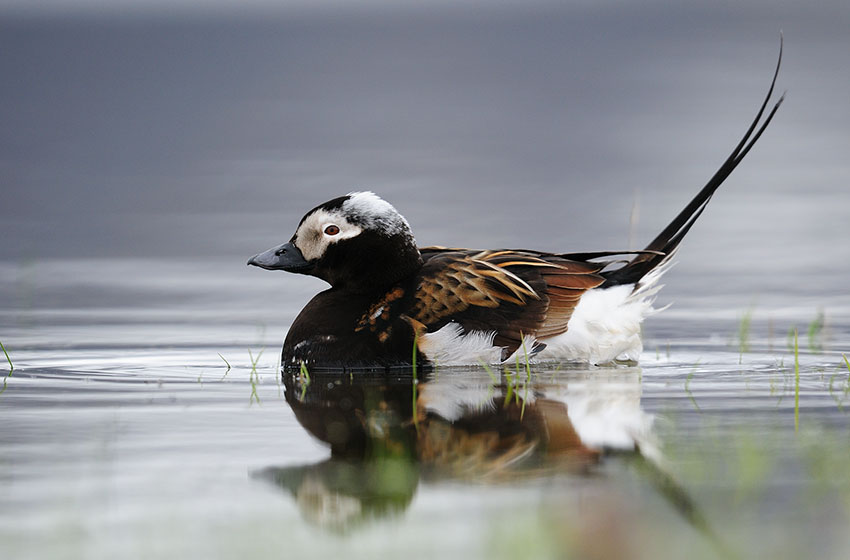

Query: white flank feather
[537,257,674,364]
[419,322,503,366]
[418,258,675,366]
[535,285,648,364]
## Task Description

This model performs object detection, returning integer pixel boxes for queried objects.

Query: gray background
[2,1,849,314]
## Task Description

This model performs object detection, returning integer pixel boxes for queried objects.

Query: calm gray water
[2,2,850,559]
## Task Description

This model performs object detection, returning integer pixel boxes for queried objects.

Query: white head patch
[293,209,363,261]
[342,191,413,237]
[293,191,415,261]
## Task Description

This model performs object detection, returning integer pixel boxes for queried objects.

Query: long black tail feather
[601,38,785,288]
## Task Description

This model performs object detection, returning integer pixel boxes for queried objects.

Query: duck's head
[248,191,422,293]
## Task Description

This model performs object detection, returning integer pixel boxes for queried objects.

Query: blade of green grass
[504,370,515,408]
[738,308,753,363]
[0,340,13,395]
[520,337,532,380]
[248,348,264,405]
[299,361,311,402]
[478,359,499,384]
[0,340,13,373]
[519,337,532,420]
[412,334,419,431]
[248,348,264,372]
[685,361,701,411]
[794,329,800,433]
[217,353,231,380]
[807,309,825,352]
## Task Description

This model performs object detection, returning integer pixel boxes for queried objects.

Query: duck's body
[280,246,661,369]
[249,51,783,372]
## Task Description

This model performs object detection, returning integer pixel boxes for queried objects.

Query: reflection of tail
[630,454,742,560]
[601,39,784,290]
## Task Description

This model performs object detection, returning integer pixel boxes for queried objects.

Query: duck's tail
[598,38,785,289]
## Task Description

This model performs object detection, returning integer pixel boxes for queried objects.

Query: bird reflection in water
[255,366,719,551]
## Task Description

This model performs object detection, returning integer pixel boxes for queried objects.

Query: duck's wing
[411,248,606,354]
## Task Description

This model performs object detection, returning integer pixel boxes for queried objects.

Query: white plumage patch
[344,191,415,240]
[535,285,651,364]
[537,258,672,364]
[418,258,674,366]
[419,323,503,366]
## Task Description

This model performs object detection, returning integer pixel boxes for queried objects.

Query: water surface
[2,259,850,559]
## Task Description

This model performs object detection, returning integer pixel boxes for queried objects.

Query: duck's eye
[324,225,340,236]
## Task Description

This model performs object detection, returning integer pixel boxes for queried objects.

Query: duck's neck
[317,232,423,295]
